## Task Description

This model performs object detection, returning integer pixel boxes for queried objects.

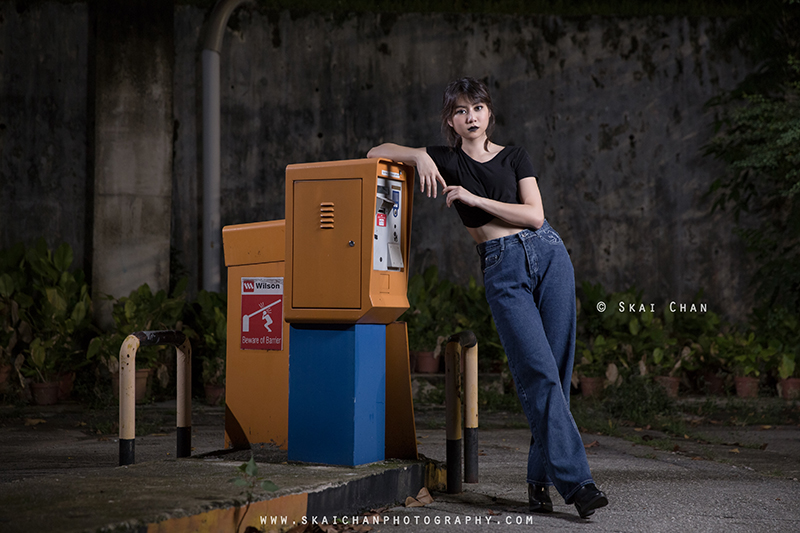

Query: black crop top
[426,145,538,228]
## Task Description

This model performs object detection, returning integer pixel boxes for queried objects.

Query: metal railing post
[118,330,192,466]
[444,330,479,493]
[463,340,479,484]
[444,337,462,495]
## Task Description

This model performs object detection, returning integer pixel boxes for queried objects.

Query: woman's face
[447,96,491,141]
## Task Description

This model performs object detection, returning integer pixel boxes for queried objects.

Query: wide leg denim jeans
[478,220,594,503]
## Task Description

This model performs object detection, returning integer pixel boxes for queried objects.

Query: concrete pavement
[0,400,798,532]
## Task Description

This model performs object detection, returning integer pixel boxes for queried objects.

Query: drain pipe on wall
[202,0,251,292]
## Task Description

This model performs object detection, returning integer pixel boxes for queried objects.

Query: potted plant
[689,334,727,395]
[190,290,227,405]
[402,267,450,373]
[17,337,61,405]
[670,299,725,394]
[776,351,799,400]
[89,279,190,403]
[628,312,688,398]
[201,356,226,405]
[0,244,36,397]
[753,306,800,400]
[717,331,767,398]
[576,335,618,398]
[0,274,31,395]
[12,240,95,404]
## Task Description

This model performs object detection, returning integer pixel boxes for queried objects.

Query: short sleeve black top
[426,145,538,228]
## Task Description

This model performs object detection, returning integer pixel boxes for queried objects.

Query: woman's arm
[367,143,447,198]
[443,177,545,229]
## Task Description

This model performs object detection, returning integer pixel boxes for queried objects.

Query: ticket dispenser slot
[284,158,414,324]
[374,178,404,272]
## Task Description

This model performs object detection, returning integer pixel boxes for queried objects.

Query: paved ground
[0,399,798,532]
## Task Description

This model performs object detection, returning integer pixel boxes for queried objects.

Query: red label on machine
[240,277,283,350]
[376,213,387,227]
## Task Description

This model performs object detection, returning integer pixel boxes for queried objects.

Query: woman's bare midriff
[466,218,543,245]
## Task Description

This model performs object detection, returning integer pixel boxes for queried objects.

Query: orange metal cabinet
[222,220,289,449]
[284,158,414,324]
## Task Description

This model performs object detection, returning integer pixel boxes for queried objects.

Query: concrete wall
[0,1,89,270]
[1,3,754,321]
[91,0,174,326]
[173,8,753,319]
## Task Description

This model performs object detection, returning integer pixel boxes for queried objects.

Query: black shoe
[572,483,608,518]
[528,484,553,513]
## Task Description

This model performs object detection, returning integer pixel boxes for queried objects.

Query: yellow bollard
[118,331,192,466]
[444,330,479,493]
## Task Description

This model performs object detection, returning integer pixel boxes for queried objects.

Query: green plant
[403,267,445,352]
[704,56,800,314]
[578,282,644,341]
[13,240,95,384]
[402,266,505,371]
[229,455,278,533]
[716,331,773,378]
[189,290,227,386]
[577,335,618,378]
[0,264,34,373]
[776,352,797,380]
[449,276,505,371]
[88,279,191,388]
[750,304,800,380]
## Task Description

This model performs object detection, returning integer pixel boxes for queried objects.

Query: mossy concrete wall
[1,3,754,320]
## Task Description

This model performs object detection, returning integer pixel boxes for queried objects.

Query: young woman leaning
[368,77,608,519]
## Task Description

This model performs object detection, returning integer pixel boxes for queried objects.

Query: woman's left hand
[443,185,479,208]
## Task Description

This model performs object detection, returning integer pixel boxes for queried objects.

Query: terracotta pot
[655,376,680,399]
[58,372,76,401]
[31,381,60,406]
[204,384,225,406]
[0,364,11,393]
[112,368,152,403]
[414,351,440,374]
[702,372,725,395]
[777,378,800,400]
[580,376,604,399]
[734,376,759,399]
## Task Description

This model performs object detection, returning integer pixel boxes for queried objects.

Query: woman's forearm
[473,197,545,230]
[367,143,425,166]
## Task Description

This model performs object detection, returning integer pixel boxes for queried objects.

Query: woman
[368,77,608,519]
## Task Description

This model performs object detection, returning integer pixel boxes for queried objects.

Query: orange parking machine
[222,220,289,449]
[284,158,415,324]
[284,158,418,464]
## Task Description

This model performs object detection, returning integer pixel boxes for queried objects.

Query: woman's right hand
[415,152,447,198]
[367,143,446,198]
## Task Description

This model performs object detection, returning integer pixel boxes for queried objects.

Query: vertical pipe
[445,340,462,494]
[119,335,139,466]
[463,343,479,483]
[202,48,221,292]
[176,338,193,458]
[201,0,250,292]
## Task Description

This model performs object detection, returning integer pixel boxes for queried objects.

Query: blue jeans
[478,221,594,503]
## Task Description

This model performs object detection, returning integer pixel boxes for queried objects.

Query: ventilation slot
[320,202,335,229]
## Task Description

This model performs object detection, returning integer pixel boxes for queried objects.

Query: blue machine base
[288,324,386,466]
